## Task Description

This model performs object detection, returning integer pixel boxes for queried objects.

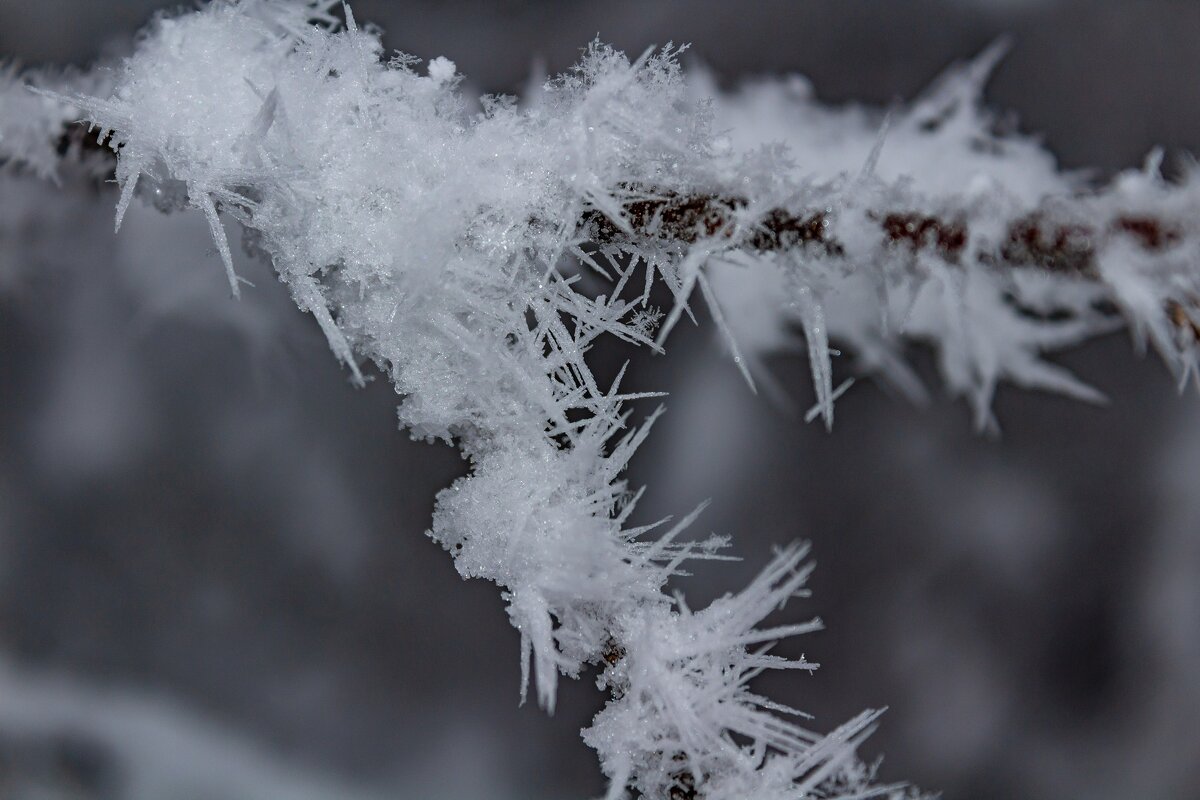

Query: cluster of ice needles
[5,0,1200,796]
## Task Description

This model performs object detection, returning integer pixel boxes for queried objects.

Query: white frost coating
[12,0,1200,795]
[51,4,900,796]
[691,41,1070,203]
[0,65,115,180]
[697,47,1200,429]
[427,55,457,84]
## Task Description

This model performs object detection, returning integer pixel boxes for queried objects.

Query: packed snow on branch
[3,0,1199,796]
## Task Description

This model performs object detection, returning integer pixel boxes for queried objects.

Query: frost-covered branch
[576,172,1200,429]
[4,0,1199,797]
[583,188,1186,278]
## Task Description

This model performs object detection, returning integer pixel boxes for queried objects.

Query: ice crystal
[6,0,1200,796]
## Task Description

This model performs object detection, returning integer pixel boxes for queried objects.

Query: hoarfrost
[6,0,1200,796]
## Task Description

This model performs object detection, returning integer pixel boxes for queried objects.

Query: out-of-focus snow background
[2,1,1199,798]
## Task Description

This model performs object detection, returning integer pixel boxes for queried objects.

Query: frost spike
[197,189,241,299]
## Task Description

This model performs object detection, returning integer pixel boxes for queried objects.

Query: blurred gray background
[1,1,1199,798]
